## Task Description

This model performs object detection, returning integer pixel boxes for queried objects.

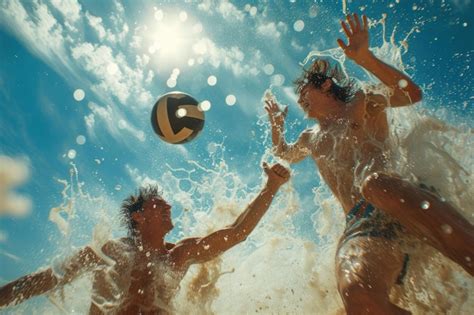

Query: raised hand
[263,162,290,188]
[264,100,288,131]
[337,13,370,63]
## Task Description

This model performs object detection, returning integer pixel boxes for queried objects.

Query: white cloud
[291,39,304,51]
[85,12,107,40]
[198,0,245,21]
[0,156,32,217]
[86,102,145,142]
[71,43,152,107]
[218,0,245,21]
[50,0,82,24]
[0,0,73,78]
[257,22,281,39]
[193,37,262,76]
[126,165,162,189]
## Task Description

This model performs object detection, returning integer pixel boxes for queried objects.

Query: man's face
[140,197,174,232]
[297,83,333,118]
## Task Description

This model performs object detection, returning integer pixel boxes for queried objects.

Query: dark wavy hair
[121,185,163,236]
[294,59,357,103]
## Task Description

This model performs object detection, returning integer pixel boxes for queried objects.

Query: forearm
[356,51,422,103]
[271,123,285,151]
[231,182,280,238]
[0,269,58,307]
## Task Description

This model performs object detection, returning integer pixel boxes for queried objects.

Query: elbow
[409,86,423,104]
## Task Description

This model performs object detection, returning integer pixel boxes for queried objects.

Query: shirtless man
[265,14,474,314]
[0,162,290,314]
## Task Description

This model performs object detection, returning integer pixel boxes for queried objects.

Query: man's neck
[135,230,167,254]
[316,101,350,130]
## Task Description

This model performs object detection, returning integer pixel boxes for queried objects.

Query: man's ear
[321,78,332,92]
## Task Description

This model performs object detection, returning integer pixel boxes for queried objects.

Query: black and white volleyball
[151,92,205,144]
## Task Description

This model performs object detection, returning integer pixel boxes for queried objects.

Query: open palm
[337,14,370,62]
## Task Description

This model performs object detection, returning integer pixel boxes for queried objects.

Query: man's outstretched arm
[171,163,290,265]
[0,246,103,308]
[338,13,422,107]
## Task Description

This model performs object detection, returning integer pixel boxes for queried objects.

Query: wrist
[265,180,281,193]
[353,50,375,66]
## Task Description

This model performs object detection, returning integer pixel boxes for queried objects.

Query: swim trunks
[341,200,409,284]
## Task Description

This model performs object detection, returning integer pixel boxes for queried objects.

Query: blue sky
[0,0,473,292]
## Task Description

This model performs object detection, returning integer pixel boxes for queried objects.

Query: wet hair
[294,59,357,103]
[121,185,163,236]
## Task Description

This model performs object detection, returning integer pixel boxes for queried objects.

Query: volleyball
[151,92,205,144]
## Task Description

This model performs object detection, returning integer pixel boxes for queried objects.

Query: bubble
[420,201,430,210]
[146,251,151,257]
[400,198,405,203]
[118,119,127,129]
[197,57,204,64]
[179,11,188,22]
[107,63,118,75]
[148,46,156,54]
[167,78,177,88]
[271,74,285,86]
[172,68,181,76]
[188,58,195,66]
[207,142,217,153]
[398,79,408,88]
[198,100,211,111]
[294,20,305,32]
[441,224,453,234]
[466,256,472,262]
[207,75,217,86]
[249,6,257,16]
[114,184,122,191]
[263,64,275,75]
[309,5,319,18]
[76,135,86,145]
[67,149,77,159]
[225,95,237,106]
[154,10,164,21]
[176,108,187,118]
[73,89,85,101]
[463,22,468,27]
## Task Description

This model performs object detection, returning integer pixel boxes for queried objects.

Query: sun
[144,10,196,68]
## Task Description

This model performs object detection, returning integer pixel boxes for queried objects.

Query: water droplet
[420,201,430,210]
[263,64,274,75]
[441,224,453,234]
[154,10,163,21]
[138,246,143,251]
[207,75,217,86]
[67,149,77,159]
[225,95,236,106]
[76,135,86,145]
[146,251,151,257]
[179,11,188,22]
[398,79,408,88]
[176,108,187,118]
[294,20,305,32]
[73,89,85,101]
[203,244,210,250]
[114,185,122,191]
[167,78,177,88]
[198,100,211,111]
